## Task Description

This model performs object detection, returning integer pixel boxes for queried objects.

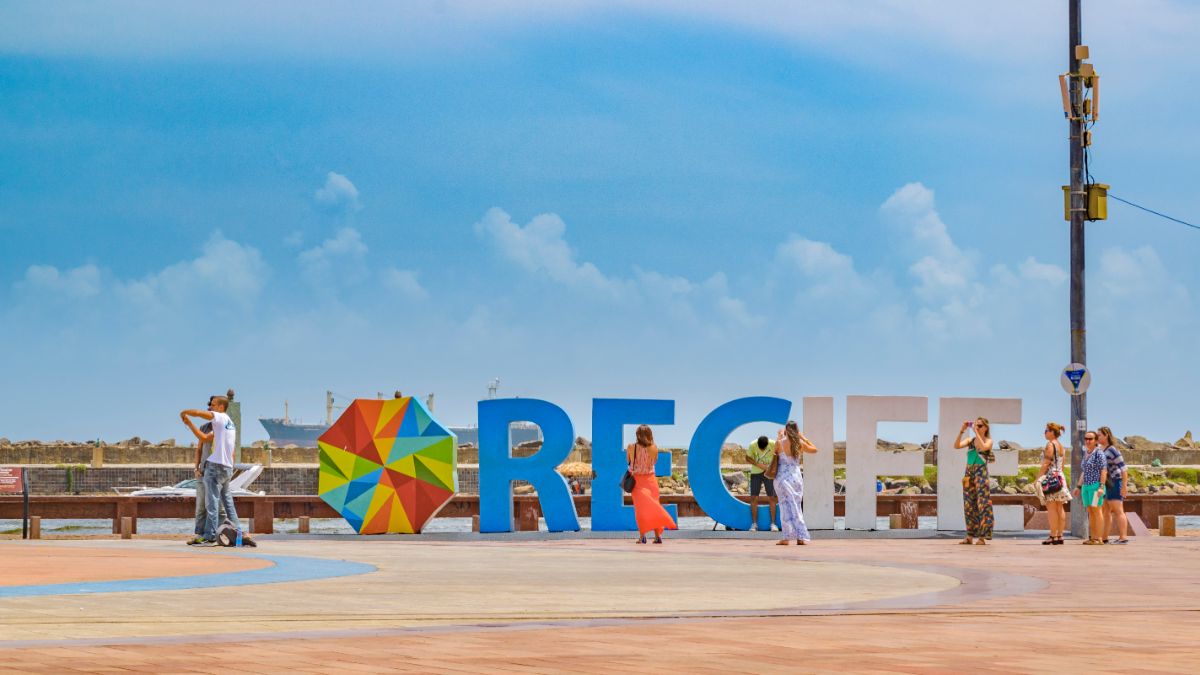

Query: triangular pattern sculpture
[318,396,458,534]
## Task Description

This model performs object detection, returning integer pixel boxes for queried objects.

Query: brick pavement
[1,535,1198,673]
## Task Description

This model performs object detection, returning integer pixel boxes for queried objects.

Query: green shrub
[1165,468,1200,485]
[1127,467,1168,487]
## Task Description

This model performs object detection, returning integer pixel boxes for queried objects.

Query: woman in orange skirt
[626,424,677,544]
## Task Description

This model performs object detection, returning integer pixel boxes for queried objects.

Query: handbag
[1042,472,1064,494]
[764,452,779,480]
[1042,442,1064,494]
[621,470,636,493]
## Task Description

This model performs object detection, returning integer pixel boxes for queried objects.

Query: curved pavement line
[0,552,376,599]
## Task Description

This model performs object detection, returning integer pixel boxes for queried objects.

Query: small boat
[118,464,265,497]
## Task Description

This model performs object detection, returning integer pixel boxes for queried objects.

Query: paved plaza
[1,533,1198,673]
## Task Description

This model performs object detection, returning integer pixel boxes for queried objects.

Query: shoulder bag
[1042,443,1064,494]
[622,445,637,493]
[764,449,779,480]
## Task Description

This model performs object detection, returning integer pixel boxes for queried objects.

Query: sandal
[1116,539,1130,544]
[637,536,647,544]
[959,538,974,545]
[797,540,807,545]
[975,539,987,545]
[776,540,789,546]
[1053,537,1065,545]
[653,536,663,544]
[1042,537,1055,545]
[1083,539,1100,545]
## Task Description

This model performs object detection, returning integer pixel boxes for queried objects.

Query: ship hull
[260,417,541,448]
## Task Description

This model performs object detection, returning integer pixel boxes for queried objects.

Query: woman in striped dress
[626,425,676,544]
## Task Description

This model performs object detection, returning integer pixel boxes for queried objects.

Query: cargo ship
[259,382,541,448]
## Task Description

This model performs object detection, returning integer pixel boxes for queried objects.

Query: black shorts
[750,473,776,497]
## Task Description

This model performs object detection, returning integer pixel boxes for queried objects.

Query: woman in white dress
[773,420,818,545]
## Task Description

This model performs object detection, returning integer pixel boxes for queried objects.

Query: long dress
[775,450,810,541]
[962,440,995,539]
[629,445,677,536]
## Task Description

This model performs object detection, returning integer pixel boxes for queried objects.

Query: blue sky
[1,1,1196,446]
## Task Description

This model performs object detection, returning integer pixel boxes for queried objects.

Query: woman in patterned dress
[1036,422,1070,545]
[626,425,676,544]
[955,417,994,545]
[1073,430,1109,545]
[773,420,817,546]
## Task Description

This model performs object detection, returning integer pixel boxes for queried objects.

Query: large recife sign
[479,396,1022,533]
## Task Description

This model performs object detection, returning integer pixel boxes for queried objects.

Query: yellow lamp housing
[1061,183,1109,221]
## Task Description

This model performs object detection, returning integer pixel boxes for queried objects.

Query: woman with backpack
[955,417,994,545]
[1036,422,1069,545]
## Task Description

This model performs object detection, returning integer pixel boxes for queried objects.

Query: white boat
[118,464,266,497]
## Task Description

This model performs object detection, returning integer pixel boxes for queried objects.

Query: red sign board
[0,467,25,494]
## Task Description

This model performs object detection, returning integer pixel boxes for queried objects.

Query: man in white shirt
[181,395,240,546]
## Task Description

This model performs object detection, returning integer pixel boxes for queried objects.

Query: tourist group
[625,419,1131,546]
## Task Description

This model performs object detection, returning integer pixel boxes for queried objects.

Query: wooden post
[472,515,480,532]
[888,514,904,529]
[252,499,275,534]
[1159,515,1176,537]
[297,516,310,534]
[120,516,133,539]
[29,516,41,539]
[900,500,919,529]
[517,503,539,531]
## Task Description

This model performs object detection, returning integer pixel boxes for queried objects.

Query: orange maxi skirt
[632,474,677,535]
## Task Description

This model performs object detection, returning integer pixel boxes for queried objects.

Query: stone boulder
[0,437,11,447]
[1176,431,1195,448]
[118,436,142,448]
[251,440,269,448]
[158,438,176,447]
[900,486,921,495]
[574,436,592,450]
[1124,435,1168,455]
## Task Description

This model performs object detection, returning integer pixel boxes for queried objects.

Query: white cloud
[313,172,361,213]
[475,207,627,297]
[298,227,368,280]
[19,264,101,298]
[117,233,267,309]
[1018,257,1068,285]
[381,267,429,301]
[1094,245,1191,339]
[880,182,974,303]
[477,207,762,329]
[775,236,868,300]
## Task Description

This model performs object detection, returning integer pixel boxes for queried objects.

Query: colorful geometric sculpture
[318,397,458,534]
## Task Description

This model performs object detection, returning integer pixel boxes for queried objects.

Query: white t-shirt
[207,412,236,467]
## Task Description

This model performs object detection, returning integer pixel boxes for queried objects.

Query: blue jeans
[193,476,227,536]
[202,462,239,540]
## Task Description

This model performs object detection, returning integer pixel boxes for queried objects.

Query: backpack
[215,519,256,547]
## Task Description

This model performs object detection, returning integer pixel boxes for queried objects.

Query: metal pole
[22,479,30,540]
[1067,0,1088,537]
